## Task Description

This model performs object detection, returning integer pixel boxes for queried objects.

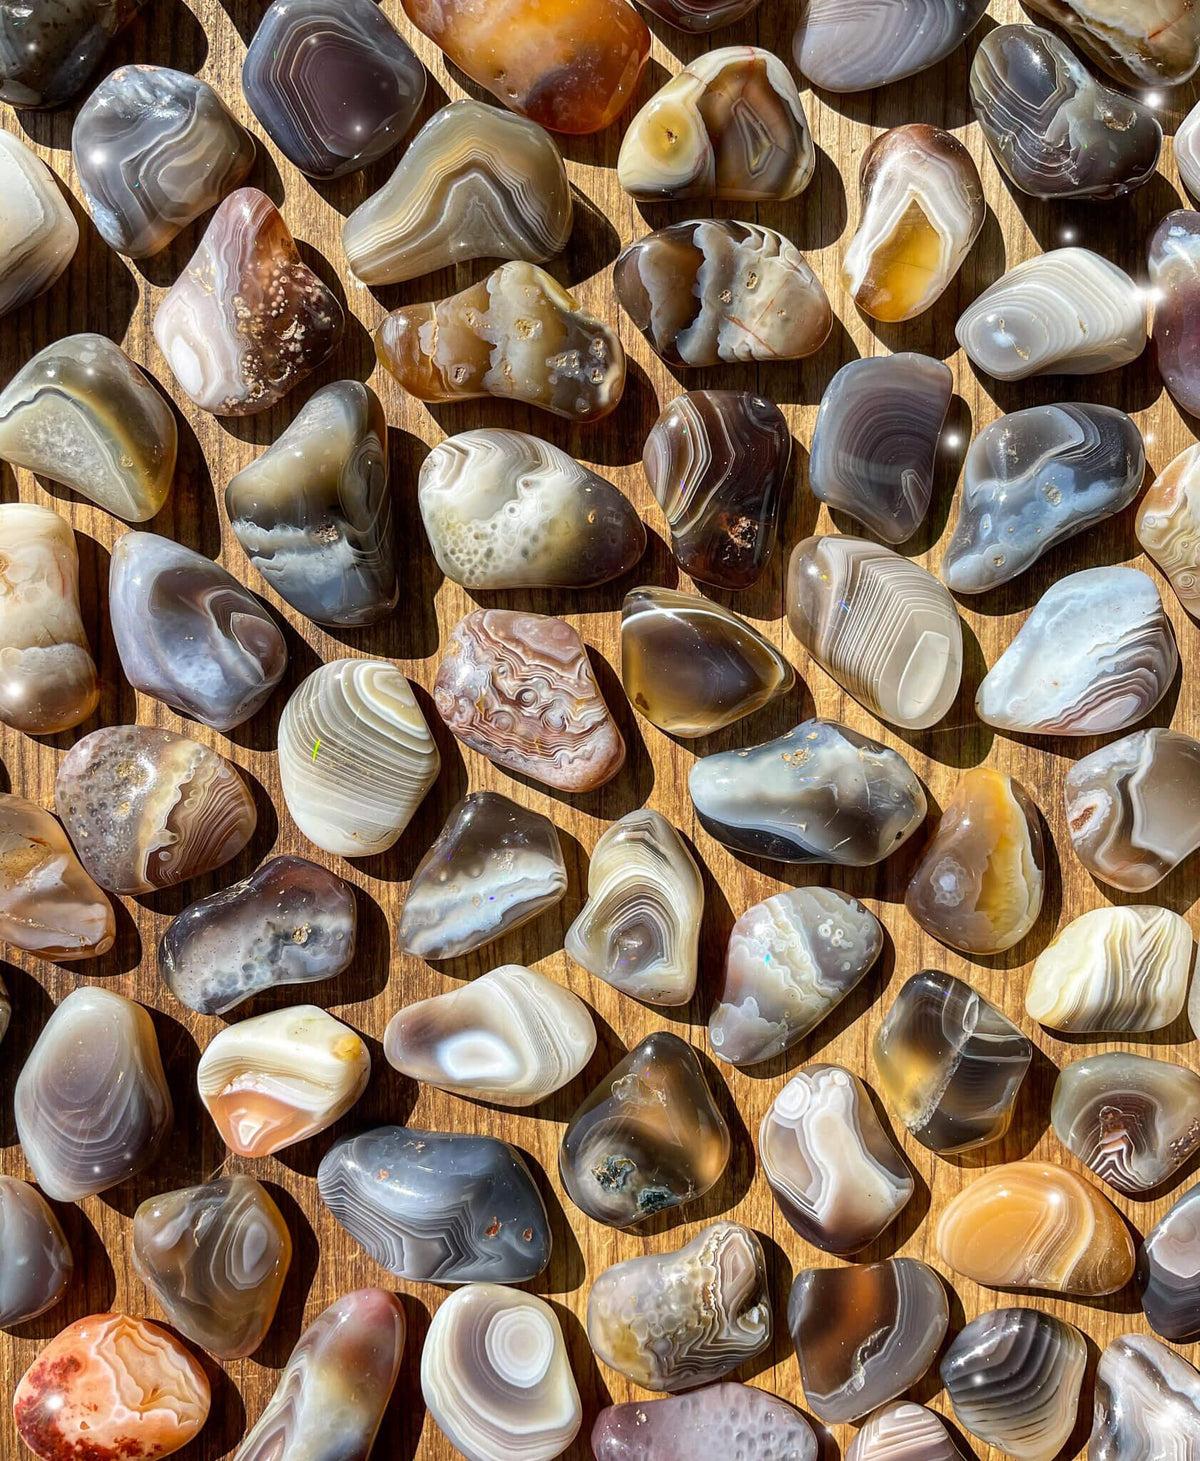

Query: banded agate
[709,887,883,1066]
[232,1289,404,1461]
[0,1177,72,1326]
[848,1404,963,1461]
[1139,1183,1200,1341]
[1026,905,1194,1033]
[278,659,440,857]
[154,188,343,416]
[14,1314,209,1461]
[843,124,983,322]
[587,1222,771,1391]
[760,1064,912,1254]
[793,0,988,92]
[1090,1333,1200,1461]
[1138,444,1200,615]
[421,1285,582,1461]
[343,99,572,285]
[0,503,97,734]
[592,1385,816,1461]
[0,333,177,520]
[318,1126,551,1284]
[0,794,114,961]
[1150,212,1200,419]
[376,262,624,422]
[1024,0,1200,87]
[198,1005,370,1159]
[935,1161,1136,1296]
[0,0,144,108]
[1181,103,1200,201]
[905,767,1044,956]
[977,566,1177,737]
[383,963,595,1106]
[637,0,762,29]
[15,987,172,1202]
[400,793,566,960]
[55,726,256,895]
[434,610,625,793]
[566,809,703,1006]
[786,535,962,729]
[419,429,644,590]
[0,131,77,317]
[73,66,255,257]
[618,47,813,202]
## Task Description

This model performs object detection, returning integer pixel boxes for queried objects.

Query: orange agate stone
[13,1313,210,1461]
[400,0,650,134]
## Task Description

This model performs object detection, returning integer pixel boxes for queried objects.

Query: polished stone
[1090,1333,1200,1461]
[1138,444,1200,615]
[0,131,77,317]
[1139,1182,1200,1342]
[1179,100,1200,200]
[318,1125,551,1284]
[792,0,988,91]
[0,1176,72,1327]
[0,0,144,108]
[591,1384,815,1461]
[1024,0,1200,87]
[0,793,114,961]
[1150,211,1200,418]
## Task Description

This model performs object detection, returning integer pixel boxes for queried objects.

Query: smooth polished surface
[587,1221,771,1392]
[0,0,143,108]
[793,0,988,91]
[343,99,571,285]
[1090,1333,1200,1461]
[689,717,927,865]
[317,1125,551,1284]
[591,1384,816,1461]
[0,130,76,317]
[787,535,962,729]
[1023,0,1200,86]
[1138,443,1200,615]
[1139,1183,1200,1341]
[0,1177,71,1327]
[1152,212,1200,421]
[565,808,703,1006]
[847,1403,963,1461]
[0,793,114,960]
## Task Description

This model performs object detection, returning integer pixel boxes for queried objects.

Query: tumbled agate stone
[1150,211,1200,419]
[344,99,572,286]
[906,767,1044,956]
[422,1284,582,1461]
[592,1384,816,1461]
[14,1314,209,1461]
[318,1125,551,1284]
[941,1307,1086,1461]
[760,1064,912,1255]
[956,247,1147,381]
[616,220,831,367]
[0,503,97,734]
[159,855,357,1016]
[419,429,644,590]
[644,391,792,590]
[1026,0,1200,87]
[843,123,983,323]
[618,46,813,202]
[787,535,962,729]
[278,659,440,857]
[0,1176,72,1326]
[1181,101,1200,200]
[587,1222,771,1392]
[690,717,927,866]
[400,0,649,135]
[435,610,625,793]
[199,1006,369,1157]
[376,262,625,422]
[1091,1333,1200,1461]
[383,963,595,1106]
[621,588,793,738]
[943,403,1145,594]
[1026,905,1193,1033]
[0,333,177,520]
[15,986,172,1202]
[0,131,77,318]
[850,1403,963,1461]
[935,1161,1135,1296]
[566,808,703,1006]
[234,1289,404,1461]
[788,1259,949,1424]
[0,0,144,108]
[243,0,424,179]
[978,566,1177,737]
[399,792,566,961]
[560,1030,729,1227]
[1053,1051,1200,1195]
[710,886,882,1066]
[808,353,952,543]
[0,793,114,960]
[73,65,255,257]
[56,725,256,894]
[110,532,287,731]
[132,1175,290,1358]
[793,0,988,92]
[154,188,344,417]
[1139,1182,1200,1341]
[226,381,397,628]
[874,970,1031,1153]
[971,25,1160,201]
[1138,444,1200,616]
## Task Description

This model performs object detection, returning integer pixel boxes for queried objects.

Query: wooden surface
[3,2,1200,1457]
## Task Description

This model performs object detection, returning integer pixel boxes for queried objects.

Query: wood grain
[3,2,1199,1457]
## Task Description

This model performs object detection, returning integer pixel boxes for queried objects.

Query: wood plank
[2,1,1199,1456]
